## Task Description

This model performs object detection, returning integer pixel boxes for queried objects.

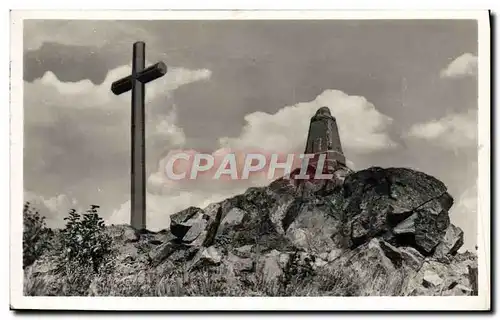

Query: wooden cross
[111,41,167,230]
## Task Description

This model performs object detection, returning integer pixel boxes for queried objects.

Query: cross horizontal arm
[111,62,168,95]
[137,62,167,85]
[111,75,134,95]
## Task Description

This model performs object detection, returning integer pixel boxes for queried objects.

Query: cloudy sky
[23,19,479,250]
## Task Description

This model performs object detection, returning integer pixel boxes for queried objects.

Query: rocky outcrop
[24,167,477,297]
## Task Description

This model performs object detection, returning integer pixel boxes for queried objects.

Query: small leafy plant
[59,205,112,272]
[23,202,52,268]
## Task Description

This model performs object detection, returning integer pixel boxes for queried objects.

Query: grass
[24,246,402,297]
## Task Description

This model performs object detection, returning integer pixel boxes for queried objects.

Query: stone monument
[304,106,347,173]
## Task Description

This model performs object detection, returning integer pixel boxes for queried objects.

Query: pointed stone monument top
[313,106,332,118]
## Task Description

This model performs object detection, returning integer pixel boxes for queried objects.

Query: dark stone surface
[134,167,471,295]
[170,206,205,239]
[304,107,346,166]
[434,224,465,259]
[414,198,450,254]
[343,167,448,219]
[149,241,181,266]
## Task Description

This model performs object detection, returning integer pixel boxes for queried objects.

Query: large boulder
[182,219,208,243]
[225,252,254,274]
[403,253,477,296]
[285,204,342,253]
[343,167,449,219]
[170,206,206,239]
[413,198,451,254]
[433,224,465,259]
[149,242,180,266]
[340,167,453,249]
[106,224,140,242]
[188,246,222,271]
[399,246,425,270]
[393,213,417,235]
[317,238,407,296]
[423,270,444,288]
[216,207,247,236]
[257,249,284,283]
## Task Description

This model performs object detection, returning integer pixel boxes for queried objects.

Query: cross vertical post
[111,41,167,230]
[131,41,146,230]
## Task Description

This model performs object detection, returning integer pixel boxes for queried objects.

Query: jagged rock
[285,205,341,253]
[217,207,247,236]
[314,258,328,269]
[414,198,450,254]
[343,167,448,218]
[234,244,254,257]
[258,249,283,283]
[468,265,479,295]
[403,254,477,296]
[319,252,328,260]
[168,246,198,263]
[186,230,206,247]
[269,196,296,234]
[223,207,247,225]
[200,246,222,264]
[434,224,464,258]
[149,242,179,266]
[279,252,290,268]
[378,240,403,267]
[423,270,444,288]
[393,213,416,234]
[338,168,452,250]
[123,227,140,242]
[226,252,254,274]
[391,198,451,255]
[297,251,316,267]
[170,206,206,239]
[408,287,428,296]
[445,284,473,296]
[107,224,140,242]
[150,231,176,245]
[400,246,424,270]
[350,217,370,243]
[287,228,308,248]
[327,249,342,262]
[182,219,208,243]
[189,246,222,271]
[319,238,406,296]
[202,204,223,247]
[341,168,453,250]
[203,202,222,218]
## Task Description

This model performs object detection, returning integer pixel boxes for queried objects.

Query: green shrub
[59,205,112,273]
[23,202,52,268]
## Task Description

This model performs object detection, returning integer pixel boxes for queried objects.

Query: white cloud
[25,64,212,110]
[149,105,186,145]
[220,89,396,154]
[449,183,478,251]
[24,191,80,228]
[440,53,478,79]
[24,64,211,155]
[405,109,477,151]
